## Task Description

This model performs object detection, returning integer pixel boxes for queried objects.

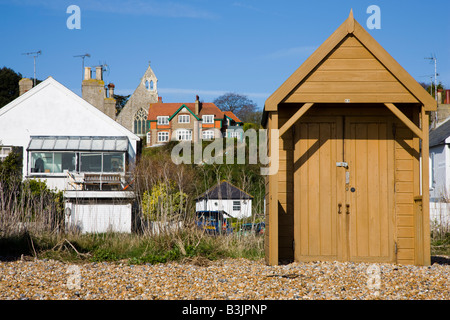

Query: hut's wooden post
[421,106,431,266]
[266,111,279,265]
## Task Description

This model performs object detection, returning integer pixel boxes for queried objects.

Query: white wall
[65,202,132,233]
[196,199,252,219]
[430,144,448,200]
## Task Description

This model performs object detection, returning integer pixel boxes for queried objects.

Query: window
[178,115,190,123]
[134,108,149,135]
[202,130,214,140]
[145,79,155,91]
[157,116,169,125]
[158,131,169,142]
[176,129,192,141]
[80,152,125,173]
[31,152,76,174]
[202,115,214,124]
[228,130,243,139]
[102,153,124,172]
[233,201,241,211]
[0,147,12,161]
[80,153,102,172]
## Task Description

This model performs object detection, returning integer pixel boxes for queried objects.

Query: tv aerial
[22,50,42,86]
[425,54,438,102]
[74,53,91,82]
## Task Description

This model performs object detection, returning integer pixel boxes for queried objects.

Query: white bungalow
[195,180,253,219]
[0,77,140,233]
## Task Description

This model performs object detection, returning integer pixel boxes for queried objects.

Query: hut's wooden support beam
[279,103,314,136]
[266,111,279,266]
[384,103,423,139]
[385,103,423,140]
[421,106,431,266]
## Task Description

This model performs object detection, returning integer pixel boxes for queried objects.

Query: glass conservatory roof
[27,136,128,152]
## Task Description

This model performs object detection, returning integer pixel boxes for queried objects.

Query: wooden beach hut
[262,10,436,266]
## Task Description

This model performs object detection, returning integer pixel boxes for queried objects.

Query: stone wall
[116,64,159,135]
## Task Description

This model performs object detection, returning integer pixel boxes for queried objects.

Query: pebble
[0,257,448,300]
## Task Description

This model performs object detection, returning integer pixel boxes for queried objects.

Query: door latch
[346,204,350,214]
[338,203,342,214]
[336,162,348,168]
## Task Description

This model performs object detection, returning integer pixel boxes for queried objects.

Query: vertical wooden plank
[293,122,300,261]
[367,123,380,257]
[320,122,332,256]
[308,123,320,256]
[378,123,390,257]
[299,123,309,257]
[355,123,369,258]
[266,111,279,265]
[421,108,431,266]
[413,108,422,265]
[347,121,356,259]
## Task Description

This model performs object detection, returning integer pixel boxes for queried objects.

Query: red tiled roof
[223,111,242,123]
[148,102,225,121]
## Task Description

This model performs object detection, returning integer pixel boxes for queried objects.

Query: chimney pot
[158,96,162,102]
[108,83,115,97]
[84,67,91,80]
[95,66,103,80]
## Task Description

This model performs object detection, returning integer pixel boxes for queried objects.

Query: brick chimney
[195,95,201,115]
[107,83,115,97]
[158,96,163,103]
[19,78,33,96]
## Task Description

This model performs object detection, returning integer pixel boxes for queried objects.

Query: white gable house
[195,180,253,219]
[0,77,140,233]
[429,120,450,228]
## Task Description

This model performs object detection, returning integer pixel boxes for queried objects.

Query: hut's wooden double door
[293,116,395,263]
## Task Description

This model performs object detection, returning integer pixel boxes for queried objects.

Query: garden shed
[262,11,436,266]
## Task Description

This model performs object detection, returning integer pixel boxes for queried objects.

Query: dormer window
[157,116,169,125]
[202,115,214,124]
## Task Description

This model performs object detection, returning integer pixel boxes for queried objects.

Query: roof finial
[347,8,355,33]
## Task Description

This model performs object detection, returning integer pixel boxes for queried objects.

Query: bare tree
[213,92,258,123]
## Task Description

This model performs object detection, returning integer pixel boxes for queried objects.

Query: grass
[431,231,450,256]
[2,228,449,264]
[0,227,265,265]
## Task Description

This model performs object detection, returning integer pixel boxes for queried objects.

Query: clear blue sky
[1,0,449,110]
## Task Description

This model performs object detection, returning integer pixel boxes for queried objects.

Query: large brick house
[146,96,243,146]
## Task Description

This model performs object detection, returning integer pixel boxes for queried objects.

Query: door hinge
[292,240,295,252]
[395,242,398,254]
